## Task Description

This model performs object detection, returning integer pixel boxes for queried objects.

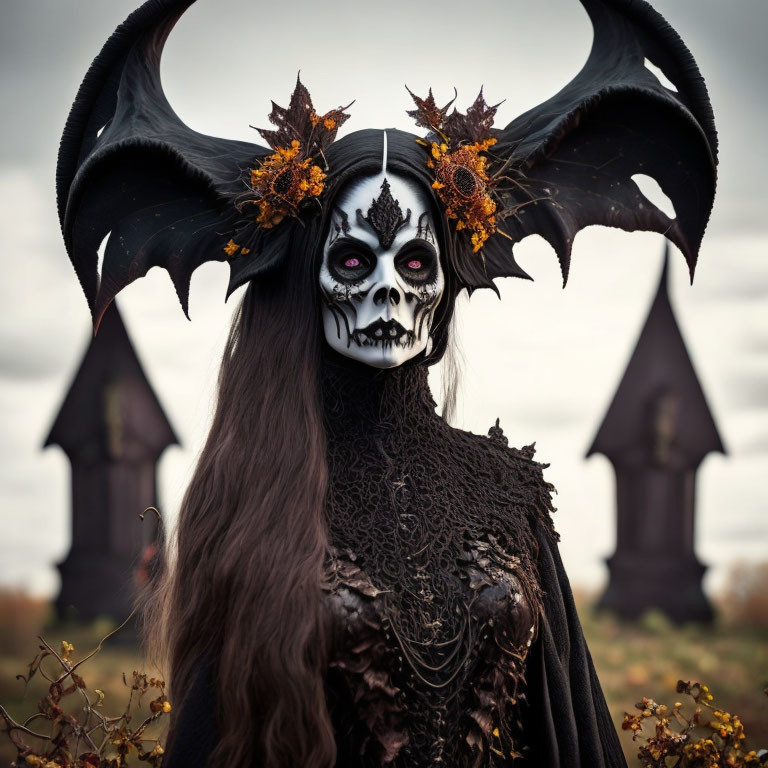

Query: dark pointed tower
[45,303,178,621]
[587,245,725,623]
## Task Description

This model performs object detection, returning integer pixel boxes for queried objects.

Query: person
[56,0,717,765]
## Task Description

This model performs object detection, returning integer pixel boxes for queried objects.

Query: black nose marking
[373,286,401,306]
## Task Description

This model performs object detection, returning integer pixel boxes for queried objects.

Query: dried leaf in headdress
[256,75,353,156]
[443,88,501,145]
[257,75,315,150]
[406,87,457,133]
[309,104,354,152]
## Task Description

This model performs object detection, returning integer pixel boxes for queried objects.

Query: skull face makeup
[320,149,444,369]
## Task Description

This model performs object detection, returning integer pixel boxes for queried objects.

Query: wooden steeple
[45,302,178,621]
[587,245,724,622]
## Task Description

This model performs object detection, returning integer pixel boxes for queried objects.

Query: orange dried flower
[240,140,326,228]
[308,110,340,132]
[429,138,498,252]
[60,641,75,661]
[223,239,240,257]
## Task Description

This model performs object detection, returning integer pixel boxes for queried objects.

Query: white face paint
[319,169,444,369]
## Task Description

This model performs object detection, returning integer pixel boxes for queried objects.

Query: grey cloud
[0,1,139,168]
[723,374,768,411]
[736,434,768,456]
[712,525,768,542]
[499,407,586,431]
[702,284,768,303]
[743,336,768,356]
[0,339,72,379]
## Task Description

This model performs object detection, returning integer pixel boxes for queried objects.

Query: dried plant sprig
[1,624,171,768]
[405,87,456,139]
[408,88,501,252]
[622,680,768,768]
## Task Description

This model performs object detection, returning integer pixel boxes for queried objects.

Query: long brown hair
[140,129,460,768]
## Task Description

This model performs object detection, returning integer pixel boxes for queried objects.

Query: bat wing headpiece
[58,0,717,328]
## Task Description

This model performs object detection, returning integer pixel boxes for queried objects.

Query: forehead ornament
[358,179,412,250]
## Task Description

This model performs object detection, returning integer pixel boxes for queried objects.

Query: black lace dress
[322,356,547,767]
[164,357,627,768]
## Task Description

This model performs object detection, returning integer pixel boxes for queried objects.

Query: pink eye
[344,257,360,268]
[407,259,422,270]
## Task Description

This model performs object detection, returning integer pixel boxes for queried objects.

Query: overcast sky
[1,0,766,598]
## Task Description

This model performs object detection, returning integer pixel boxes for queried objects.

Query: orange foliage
[719,561,768,630]
[0,589,49,657]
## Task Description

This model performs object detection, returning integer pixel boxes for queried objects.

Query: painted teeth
[350,327,417,349]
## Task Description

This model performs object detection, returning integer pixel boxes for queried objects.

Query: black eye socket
[395,242,438,285]
[327,241,376,284]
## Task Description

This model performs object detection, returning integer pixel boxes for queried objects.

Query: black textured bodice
[321,355,555,768]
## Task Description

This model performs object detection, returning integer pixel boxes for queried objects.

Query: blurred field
[1,580,766,767]
[575,587,768,764]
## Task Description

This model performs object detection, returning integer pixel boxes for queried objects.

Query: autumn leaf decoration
[235,76,353,235]
[407,88,501,252]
